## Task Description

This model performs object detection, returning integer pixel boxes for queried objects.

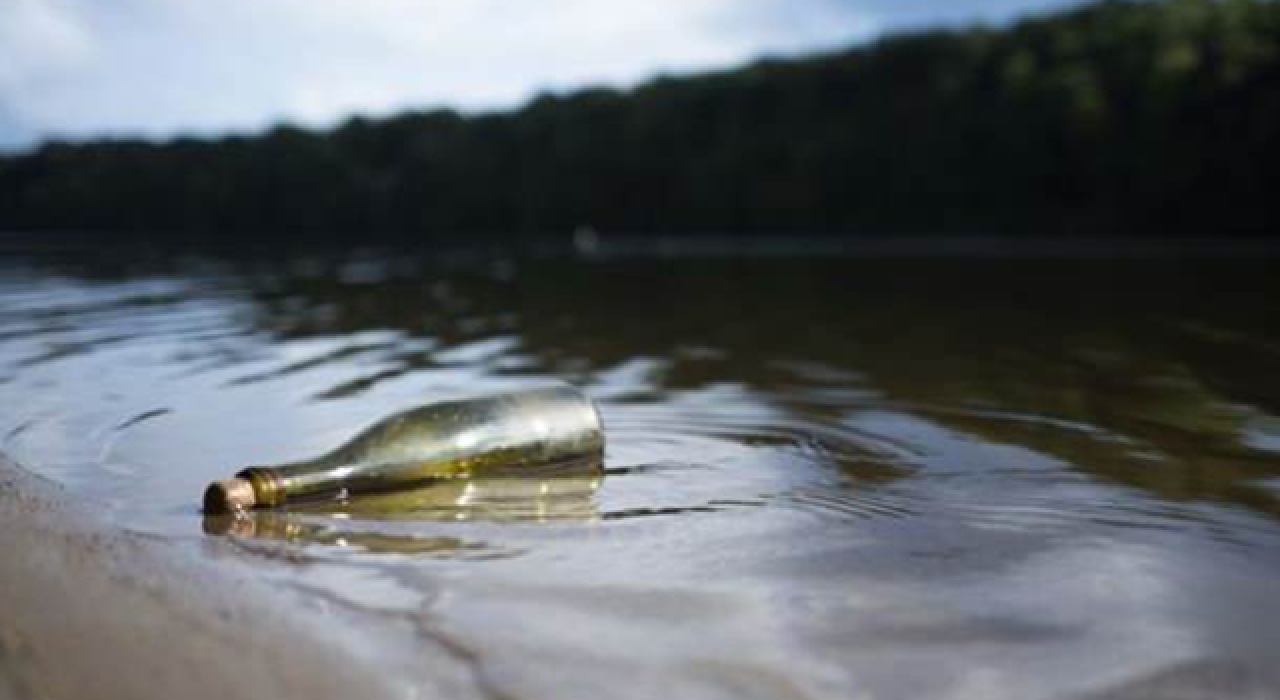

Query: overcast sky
[0,0,1076,150]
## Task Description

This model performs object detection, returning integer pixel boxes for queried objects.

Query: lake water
[2,242,1280,699]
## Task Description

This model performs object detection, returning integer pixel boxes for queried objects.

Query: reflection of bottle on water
[289,472,604,521]
[203,473,603,548]
[204,385,604,514]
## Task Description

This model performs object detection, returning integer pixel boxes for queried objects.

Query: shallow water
[3,243,1280,699]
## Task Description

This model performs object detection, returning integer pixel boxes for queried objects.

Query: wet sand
[0,454,480,700]
[6,458,1280,700]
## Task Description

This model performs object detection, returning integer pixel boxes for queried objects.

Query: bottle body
[207,385,603,512]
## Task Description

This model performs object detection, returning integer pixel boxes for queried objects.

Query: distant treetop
[2,0,1276,239]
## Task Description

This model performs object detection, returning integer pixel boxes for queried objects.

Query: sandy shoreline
[7,453,1280,700]
[0,454,479,700]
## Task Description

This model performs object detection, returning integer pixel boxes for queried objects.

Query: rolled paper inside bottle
[203,385,604,512]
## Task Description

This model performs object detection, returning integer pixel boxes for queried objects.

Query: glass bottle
[204,385,603,513]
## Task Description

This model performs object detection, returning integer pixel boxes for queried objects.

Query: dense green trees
[1,0,1276,239]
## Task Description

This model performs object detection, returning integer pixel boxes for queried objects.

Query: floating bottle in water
[203,385,604,514]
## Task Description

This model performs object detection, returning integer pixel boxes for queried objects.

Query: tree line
[1,0,1277,240]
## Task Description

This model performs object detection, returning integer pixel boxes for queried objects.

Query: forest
[1,0,1277,240]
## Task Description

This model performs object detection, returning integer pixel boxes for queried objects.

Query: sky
[0,0,1077,150]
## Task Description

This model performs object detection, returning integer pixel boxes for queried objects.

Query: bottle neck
[239,457,374,506]
[236,466,287,507]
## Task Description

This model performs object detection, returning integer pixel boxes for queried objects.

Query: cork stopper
[203,477,257,514]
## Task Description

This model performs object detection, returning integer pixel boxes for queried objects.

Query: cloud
[0,0,1070,149]
[0,0,97,147]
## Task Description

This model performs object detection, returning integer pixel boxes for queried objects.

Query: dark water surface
[3,244,1280,699]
